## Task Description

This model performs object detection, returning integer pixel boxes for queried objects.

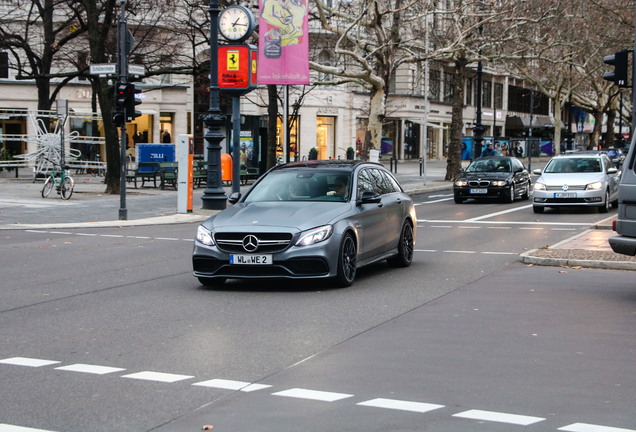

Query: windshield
[544,157,601,173]
[466,159,511,173]
[244,170,351,203]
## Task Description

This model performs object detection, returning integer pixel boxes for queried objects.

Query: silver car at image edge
[532,152,620,214]
[192,160,417,287]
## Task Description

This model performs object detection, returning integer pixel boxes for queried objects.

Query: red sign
[218,45,257,93]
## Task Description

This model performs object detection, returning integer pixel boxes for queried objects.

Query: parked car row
[453,152,621,215]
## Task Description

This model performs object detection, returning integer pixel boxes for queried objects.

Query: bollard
[419,158,423,176]
[394,157,397,173]
[390,157,393,172]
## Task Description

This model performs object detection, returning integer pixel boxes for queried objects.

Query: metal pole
[201,0,228,210]
[473,19,484,160]
[118,0,128,220]
[283,85,288,163]
[232,96,241,194]
[422,11,429,183]
[528,90,534,172]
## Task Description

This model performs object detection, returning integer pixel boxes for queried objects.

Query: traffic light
[603,49,629,87]
[115,83,128,111]
[113,111,125,127]
[125,83,142,122]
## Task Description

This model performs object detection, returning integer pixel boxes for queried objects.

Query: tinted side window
[369,168,392,194]
[381,171,401,193]
[512,159,524,172]
[357,169,376,195]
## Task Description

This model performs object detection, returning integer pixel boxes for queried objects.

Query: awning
[406,119,447,129]
[505,115,554,130]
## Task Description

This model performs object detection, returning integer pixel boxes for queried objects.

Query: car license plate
[470,188,488,194]
[554,192,576,198]
[230,254,272,265]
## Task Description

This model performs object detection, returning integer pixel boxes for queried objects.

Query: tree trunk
[446,58,466,181]
[96,78,120,194]
[365,86,385,156]
[589,109,602,150]
[605,108,616,149]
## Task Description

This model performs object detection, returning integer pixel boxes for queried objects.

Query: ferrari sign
[218,44,257,95]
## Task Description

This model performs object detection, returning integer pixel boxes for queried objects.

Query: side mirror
[358,191,381,205]
[458,168,466,174]
[532,169,542,175]
[607,168,618,174]
[228,192,241,204]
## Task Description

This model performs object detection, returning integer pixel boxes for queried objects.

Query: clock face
[219,6,254,42]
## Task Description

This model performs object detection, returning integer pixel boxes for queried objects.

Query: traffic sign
[89,63,116,75]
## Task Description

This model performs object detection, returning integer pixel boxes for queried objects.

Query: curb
[519,251,636,271]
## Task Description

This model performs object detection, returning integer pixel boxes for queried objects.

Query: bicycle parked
[41,164,75,200]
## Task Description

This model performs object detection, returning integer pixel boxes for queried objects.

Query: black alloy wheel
[388,221,414,267]
[335,233,357,287]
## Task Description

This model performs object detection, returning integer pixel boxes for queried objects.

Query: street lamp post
[472,21,485,160]
[201,0,228,210]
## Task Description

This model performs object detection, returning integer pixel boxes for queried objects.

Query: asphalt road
[1,193,634,432]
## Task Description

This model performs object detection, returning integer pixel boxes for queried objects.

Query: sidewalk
[1,159,634,271]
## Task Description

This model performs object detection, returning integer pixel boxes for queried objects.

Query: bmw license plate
[230,254,272,265]
[470,188,488,194]
[554,192,576,198]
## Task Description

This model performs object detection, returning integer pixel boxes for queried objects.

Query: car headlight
[455,180,468,187]
[296,225,333,246]
[196,225,215,246]
[534,182,546,191]
[586,181,603,190]
[492,180,508,187]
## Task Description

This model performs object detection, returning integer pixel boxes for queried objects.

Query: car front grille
[468,180,490,187]
[545,185,586,191]
[214,232,294,253]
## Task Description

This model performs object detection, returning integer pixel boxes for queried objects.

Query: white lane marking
[0,357,60,367]
[272,388,354,402]
[482,251,518,255]
[443,250,476,254]
[74,233,97,236]
[415,197,453,205]
[121,371,194,383]
[155,237,180,241]
[453,409,545,425]
[419,219,591,226]
[415,249,438,252]
[55,364,125,375]
[465,205,533,221]
[0,424,57,432]
[101,234,124,238]
[552,228,577,231]
[430,225,452,228]
[458,226,481,229]
[193,378,271,392]
[519,227,544,230]
[357,398,444,413]
[487,226,512,229]
[559,423,636,432]
[48,231,73,235]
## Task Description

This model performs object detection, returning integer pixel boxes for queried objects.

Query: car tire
[505,185,515,203]
[521,182,530,200]
[334,233,357,288]
[454,195,464,204]
[599,190,610,213]
[388,221,414,268]
[533,205,544,214]
[198,277,226,287]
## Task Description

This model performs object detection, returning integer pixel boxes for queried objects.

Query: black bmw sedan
[453,156,531,204]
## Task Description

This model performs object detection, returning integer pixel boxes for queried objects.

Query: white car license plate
[470,188,488,194]
[230,254,272,265]
[554,192,576,198]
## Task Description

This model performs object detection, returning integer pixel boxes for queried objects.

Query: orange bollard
[221,153,233,184]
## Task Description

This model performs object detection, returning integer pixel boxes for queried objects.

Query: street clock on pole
[218,5,255,42]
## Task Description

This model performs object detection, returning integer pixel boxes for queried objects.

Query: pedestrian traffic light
[125,83,142,122]
[603,49,630,87]
[115,83,128,111]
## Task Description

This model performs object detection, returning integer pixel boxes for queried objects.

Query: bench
[127,162,160,188]
[159,162,179,190]
[240,165,260,185]
[193,160,207,188]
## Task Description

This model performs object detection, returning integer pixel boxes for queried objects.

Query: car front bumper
[454,185,511,200]
[192,238,341,280]
[532,189,605,207]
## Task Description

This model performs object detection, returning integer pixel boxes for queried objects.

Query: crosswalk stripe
[559,423,636,432]
[453,409,545,425]
[0,357,60,367]
[272,388,353,402]
[357,398,444,413]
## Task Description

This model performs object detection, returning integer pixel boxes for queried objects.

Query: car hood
[462,172,512,180]
[204,201,352,232]
[536,172,606,186]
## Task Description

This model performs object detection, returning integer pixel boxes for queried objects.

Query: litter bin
[221,153,233,184]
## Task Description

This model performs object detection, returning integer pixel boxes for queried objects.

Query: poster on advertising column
[257,0,309,85]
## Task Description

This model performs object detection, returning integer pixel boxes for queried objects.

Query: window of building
[465,77,472,106]
[429,69,440,102]
[494,82,503,110]
[443,72,454,103]
[160,113,174,143]
[482,80,492,108]
[0,52,9,79]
